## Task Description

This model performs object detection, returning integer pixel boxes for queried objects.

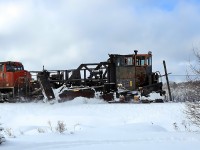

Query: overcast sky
[1,0,200,82]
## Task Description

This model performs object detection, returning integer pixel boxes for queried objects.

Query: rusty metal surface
[116,66,148,90]
[59,88,95,101]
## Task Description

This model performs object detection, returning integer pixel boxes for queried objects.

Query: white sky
[1,0,200,82]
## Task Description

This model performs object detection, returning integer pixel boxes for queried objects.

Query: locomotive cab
[0,61,31,101]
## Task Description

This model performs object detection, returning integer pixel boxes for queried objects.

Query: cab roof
[0,61,23,66]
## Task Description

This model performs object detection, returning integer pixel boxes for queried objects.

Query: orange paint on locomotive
[0,61,31,88]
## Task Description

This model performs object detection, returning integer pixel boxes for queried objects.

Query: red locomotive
[0,61,31,101]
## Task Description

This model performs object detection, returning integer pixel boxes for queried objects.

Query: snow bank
[0,100,200,150]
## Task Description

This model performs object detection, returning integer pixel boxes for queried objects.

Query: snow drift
[0,98,200,150]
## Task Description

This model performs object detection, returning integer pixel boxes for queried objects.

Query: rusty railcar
[42,50,164,101]
[108,50,163,97]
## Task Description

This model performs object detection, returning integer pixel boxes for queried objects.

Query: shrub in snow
[0,122,5,144]
[70,123,81,134]
[48,120,53,132]
[181,120,191,132]
[19,130,24,135]
[173,122,179,131]
[56,121,66,133]
[4,128,16,138]
[37,128,46,133]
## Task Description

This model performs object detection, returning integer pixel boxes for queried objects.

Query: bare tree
[185,49,200,128]
[183,49,200,102]
[187,49,200,81]
[185,102,200,128]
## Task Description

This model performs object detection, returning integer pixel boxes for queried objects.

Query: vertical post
[84,69,86,86]
[12,87,15,98]
[134,50,138,89]
[163,60,172,101]
[65,70,68,81]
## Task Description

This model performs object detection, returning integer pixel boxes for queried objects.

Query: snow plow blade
[37,71,55,101]
[141,82,165,97]
[154,99,164,103]
[59,88,95,101]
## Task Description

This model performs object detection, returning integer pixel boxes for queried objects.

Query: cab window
[147,57,152,65]
[0,64,4,72]
[136,56,146,66]
[6,65,15,72]
[125,57,133,65]
[6,64,24,72]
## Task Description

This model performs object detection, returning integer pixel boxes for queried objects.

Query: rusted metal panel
[135,66,148,88]
[116,66,135,90]
[115,62,149,91]
[59,88,95,101]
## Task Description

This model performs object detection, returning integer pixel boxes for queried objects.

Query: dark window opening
[136,56,152,66]
[125,57,133,65]
[147,57,152,66]
[117,58,121,66]
[6,64,24,72]
[0,64,4,72]
[136,56,145,66]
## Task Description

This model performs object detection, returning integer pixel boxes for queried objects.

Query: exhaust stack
[134,50,138,55]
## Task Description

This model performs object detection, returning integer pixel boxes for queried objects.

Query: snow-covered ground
[1,98,200,150]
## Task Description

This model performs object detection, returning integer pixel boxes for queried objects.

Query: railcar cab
[109,50,159,92]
